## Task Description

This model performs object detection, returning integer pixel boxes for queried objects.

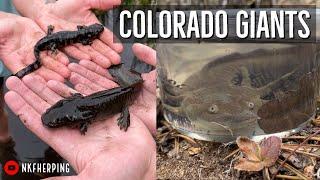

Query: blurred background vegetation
[93,0,155,22]
[122,0,155,5]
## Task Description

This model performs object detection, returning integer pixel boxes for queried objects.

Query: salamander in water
[161,45,319,139]
[14,23,104,78]
[41,64,144,135]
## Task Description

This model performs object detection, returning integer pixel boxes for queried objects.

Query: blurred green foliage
[93,0,154,23]
[122,0,153,5]
[123,0,134,5]
[92,9,105,24]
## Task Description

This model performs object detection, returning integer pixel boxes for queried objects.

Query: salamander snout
[87,23,104,35]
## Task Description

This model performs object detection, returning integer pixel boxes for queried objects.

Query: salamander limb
[117,106,130,131]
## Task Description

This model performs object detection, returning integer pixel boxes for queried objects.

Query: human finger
[68,63,117,89]
[132,43,156,66]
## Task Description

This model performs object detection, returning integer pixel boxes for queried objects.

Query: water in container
[157,43,320,142]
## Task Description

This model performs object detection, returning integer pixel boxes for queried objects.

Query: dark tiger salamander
[41,64,144,135]
[15,23,104,78]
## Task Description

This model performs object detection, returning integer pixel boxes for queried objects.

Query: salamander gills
[14,23,104,78]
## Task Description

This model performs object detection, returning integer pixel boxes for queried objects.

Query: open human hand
[0,12,70,82]
[13,0,123,69]
[5,72,156,179]
[67,43,157,135]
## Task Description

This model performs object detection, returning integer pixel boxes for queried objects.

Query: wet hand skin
[0,12,70,82]
[162,45,318,135]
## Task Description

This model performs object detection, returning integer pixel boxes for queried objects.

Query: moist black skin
[41,64,144,135]
[14,23,104,78]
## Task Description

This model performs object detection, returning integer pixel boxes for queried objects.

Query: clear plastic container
[157,43,320,142]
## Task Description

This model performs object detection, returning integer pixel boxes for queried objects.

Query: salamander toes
[117,107,130,131]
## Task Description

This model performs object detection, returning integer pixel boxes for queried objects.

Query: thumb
[86,0,122,10]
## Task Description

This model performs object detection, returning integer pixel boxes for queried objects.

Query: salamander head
[41,97,92,128]
[181,88,260,125]
[42,104,70,128]
[85,23,104,38]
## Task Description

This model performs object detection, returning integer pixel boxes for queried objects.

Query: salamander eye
[247,102,254,109]
[208,104,219,114]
